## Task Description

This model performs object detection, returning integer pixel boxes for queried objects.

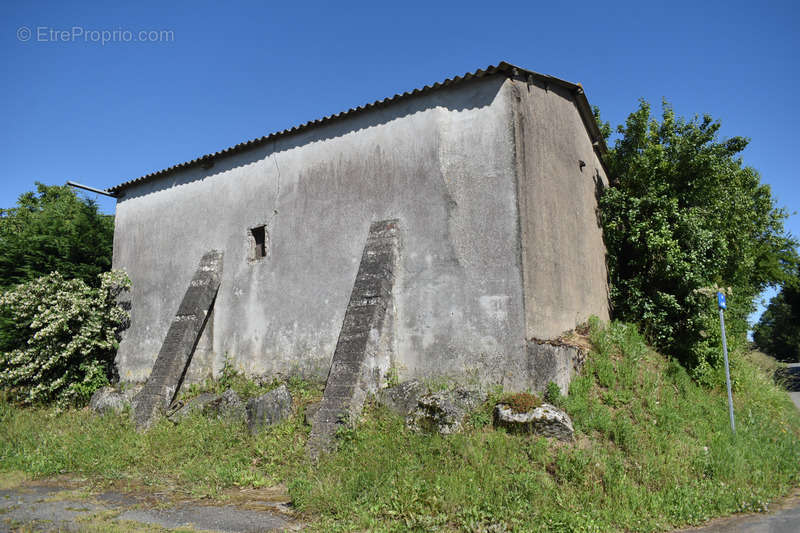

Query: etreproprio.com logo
[17,26,174,45]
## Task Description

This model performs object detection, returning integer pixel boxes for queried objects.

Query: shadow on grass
[775,365,800,392]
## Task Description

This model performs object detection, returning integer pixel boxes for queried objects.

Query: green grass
[2,320,799,531]
[745,349,785,377]
[0,377,321,497]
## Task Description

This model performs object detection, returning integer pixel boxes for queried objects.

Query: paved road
[0,478,300,532]
[675,490,800,533]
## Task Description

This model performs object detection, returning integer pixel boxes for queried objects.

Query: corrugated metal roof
[109,62,606,194]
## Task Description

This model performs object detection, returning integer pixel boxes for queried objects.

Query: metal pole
[66,180,118,198]
[719,307,736,434]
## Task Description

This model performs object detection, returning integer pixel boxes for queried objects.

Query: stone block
[303,401,322,426]
[205,389,246,422]
[89,387,129,416]
[525,341,585,395]
[377,380,424,416]
[493,402,574,442]
[246,385,293,434]
[166,392,219,422]
[406,388,486,435]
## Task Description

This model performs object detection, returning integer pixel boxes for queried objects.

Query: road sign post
[717,292,735,434]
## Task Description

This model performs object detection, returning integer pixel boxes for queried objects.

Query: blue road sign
[717,292,727,309]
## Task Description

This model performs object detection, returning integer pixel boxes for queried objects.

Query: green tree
[0,182,114,289]
[598,100,797,382]
[753,271,800,362]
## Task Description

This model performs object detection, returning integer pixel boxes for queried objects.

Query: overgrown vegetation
[753,266,800,362]
[180,357,321,407]
[0,270,130,407]
[0,183,114,290]
[595,101,797,382]
[0,184,121,407]
[2,321,798,531]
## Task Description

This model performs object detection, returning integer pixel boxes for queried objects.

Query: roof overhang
[109,62,608,195]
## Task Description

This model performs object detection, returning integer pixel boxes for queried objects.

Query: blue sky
[2,0,798,321]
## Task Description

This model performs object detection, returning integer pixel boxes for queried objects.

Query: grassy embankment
[2,320,799,532]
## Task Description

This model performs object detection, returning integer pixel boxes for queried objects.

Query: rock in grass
[166,392,219,422]
[121,384,143,404]
[406,388,486,435]
[377,379,424,416]
[303,401,322,426]
[246,385,292,434]
[493,402,574,442]
[89,387,129,415]
[204,389,246,422]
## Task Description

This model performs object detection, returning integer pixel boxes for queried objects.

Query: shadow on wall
[116,75,507,204]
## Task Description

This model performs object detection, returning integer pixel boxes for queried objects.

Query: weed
[499,392,542,413]
[468,408,491,429]
[422,375,452,392]
[543,381,563,407]
[384,364,404,388]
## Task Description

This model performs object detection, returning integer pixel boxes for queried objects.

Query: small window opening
[250,225,268,261]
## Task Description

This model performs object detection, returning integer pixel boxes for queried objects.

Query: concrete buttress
[133,250,223,429]
[307,220,400,458]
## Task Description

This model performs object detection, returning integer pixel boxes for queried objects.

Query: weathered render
[110,62,609,395]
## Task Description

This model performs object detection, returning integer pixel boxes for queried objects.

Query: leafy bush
[0,270,130,406]
[597,101,797,380]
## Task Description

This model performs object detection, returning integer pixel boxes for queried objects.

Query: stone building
[109,62,610,398]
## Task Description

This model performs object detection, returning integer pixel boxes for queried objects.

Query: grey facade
[110,63,610,392]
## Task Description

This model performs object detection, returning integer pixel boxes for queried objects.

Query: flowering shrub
[0,270,130,406]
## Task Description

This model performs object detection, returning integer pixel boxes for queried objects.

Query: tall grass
[291,320,800,531]
[1,320,799,531]
[0,379,318,496]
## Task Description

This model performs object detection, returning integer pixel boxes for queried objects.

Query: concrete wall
[510,78,610,342]
[112,73,609,391]
[114,75,524,385]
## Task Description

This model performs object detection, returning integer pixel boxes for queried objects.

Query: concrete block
[525,341,586,395]
[307,220,400,458]
[246,385,293,434]
[132,250,223,430]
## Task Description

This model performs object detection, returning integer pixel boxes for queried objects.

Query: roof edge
[110,62,607,194]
